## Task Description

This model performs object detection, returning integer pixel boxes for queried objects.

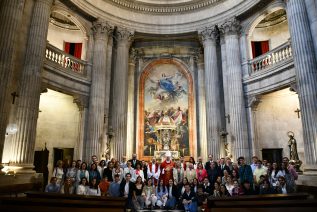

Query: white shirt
[76,185,88,195]
[87,187,101,196]
[124,182,130,197]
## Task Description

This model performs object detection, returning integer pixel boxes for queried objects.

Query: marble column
[111,27,134,161]
[0,0,25,163]
[200,26,222,159]
[286,0,317,170]
[305,0,317,62]
[195,51,208,161]
[9,0,53,172]
[246,96,261,157]
[220,36,231,158]
[73,95,89,160]
[85,21,112,162]
[220,18,249,161]
[126,48,137,159]
[101,35,113,159]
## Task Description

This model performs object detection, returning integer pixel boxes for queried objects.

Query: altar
[154,150,179,161]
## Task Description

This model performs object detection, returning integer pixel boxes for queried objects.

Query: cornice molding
[107,0,225,14]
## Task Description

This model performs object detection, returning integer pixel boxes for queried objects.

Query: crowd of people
[45,152,299,212]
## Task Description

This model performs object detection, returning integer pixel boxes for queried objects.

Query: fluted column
[101,35,113,159]
[0,0,25,163]
[195,52,208,161]
[286,0,317,170]
[305,0,317,62]
[220,18,249,161]
[9,0,53,172]
[111,27,134,161]
[73,95,89,160]
[85,21,112,162]
[126,48,137,159]
[200,26,222,159]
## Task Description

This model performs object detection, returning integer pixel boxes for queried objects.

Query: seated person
[242,180,257,195]
[99,176,110,196]
[60,177,74,194]
[259,179,276,194]
[87,177,101,196]
[76,177,88,195]
[196,186,208,212]
[45,177,60,193]
[108,174,121,197]
[181,183,197,212]
[156,179,168,208]
[276,176,295,194]
[142,178,157,209]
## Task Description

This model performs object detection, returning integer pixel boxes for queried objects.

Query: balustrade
[249,41,292,73]
[45,43,86,75]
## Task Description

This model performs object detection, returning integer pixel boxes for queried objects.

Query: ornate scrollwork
[220,17,241,36]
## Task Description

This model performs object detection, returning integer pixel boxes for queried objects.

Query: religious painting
[139,59,194,160]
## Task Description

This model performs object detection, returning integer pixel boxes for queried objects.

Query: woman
[191,178,199,193]
[156,179,168,208]
[232,169,239,181]
[187,157,196,169]
[276,162,296,190]
[133,163,145,182]
[124,161,135,181]
[196,163,207,183]
[76,177,88,195]
[173,161,185,185]
[166,178,178,209]
[60,177,74,194]
[142,178,157,209]
[177,177,189,196]
[98,160,106,178]
[220,184,230,197]
[225,175,234,196]
[52,160,65,185]
[133,176,145,210]
[222,169,230,185]
[112,161,124,183]
[89,163,101,183]
[99,176,110,196]
[76,162,89,184]
[66,160,78,185]
[269,162,280,188]
[87,177,101,196]
[231,179,243,196]
[212,182,221,197]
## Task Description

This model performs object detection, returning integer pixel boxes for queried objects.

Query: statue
[287,131,302,172]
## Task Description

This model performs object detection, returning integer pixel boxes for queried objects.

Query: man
[283,157,298,181]
[250,156,258,173]
[253,160,267,192]
[218,157,231,176]
[179,156,187,170]
[108,174,121,197]
[128,153,142,169]
[225,157,233,172]
[195,156,203,169]
[238,156,253,187]
[120,156,127,169]
[181,183,197,212]
[276,176,295,194]
[205,154,214,171]
[202,177,212,195]
[160,151,175,185]
[45,177,60,193]
[207,162,219,186]
[147,157,160,185]
[120,173,134,209]
[142,160,148,181]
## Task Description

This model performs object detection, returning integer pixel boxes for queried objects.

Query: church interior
[1,0,317,210]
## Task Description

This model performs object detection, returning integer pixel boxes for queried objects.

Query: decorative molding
[289,83,298,93]
[115,27,134,44]
[220,17,241,36]
[92,21,113,39]
[107,0,225,15]
[73,95,89,110]
[59,0,97,22]
[247,95,262,110]
[199,25,219,45]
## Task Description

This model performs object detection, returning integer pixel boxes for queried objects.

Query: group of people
[45,152,299,212]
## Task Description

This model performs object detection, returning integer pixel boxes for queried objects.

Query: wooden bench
[207,193,317,212]
[0,192,127,212]
[0,183,41,197]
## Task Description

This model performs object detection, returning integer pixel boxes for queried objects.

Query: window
[251,40,269,58]
[64,42,82,59]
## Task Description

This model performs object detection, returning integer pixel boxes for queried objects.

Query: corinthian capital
[92,21,113,39]
[199,26,219,46]
[115,27,134,44]
[220,17,241,36]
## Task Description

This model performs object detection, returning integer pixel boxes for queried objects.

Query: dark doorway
[262,148,283,164]
[53,148,74,169]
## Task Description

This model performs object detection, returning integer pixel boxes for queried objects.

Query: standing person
[133,163,145,182]
[89,163,101,183]
[128,153,142,169]
[173,161,185,185]
[124,161,135,181]
[269,162,280,188]
[179,156,187,170]
[207,162,219,186]
[181,183,197,212]
[238,156,253,187]
[76,162,89,185]
[205,154,214,171]
[120,156,128,169]
[253,160,267,192]
[218,157,231,176]
[103,161,114,182]
[250,156,258,173]
[53,160,65,185]
[66,160,78,186]
[185,163,196,184]
[160,151,175,185]
[196,163,207,183]
[147,157,160,186]
[112,161,124,183]
[142,160,148,181]
[97,160,106,178]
